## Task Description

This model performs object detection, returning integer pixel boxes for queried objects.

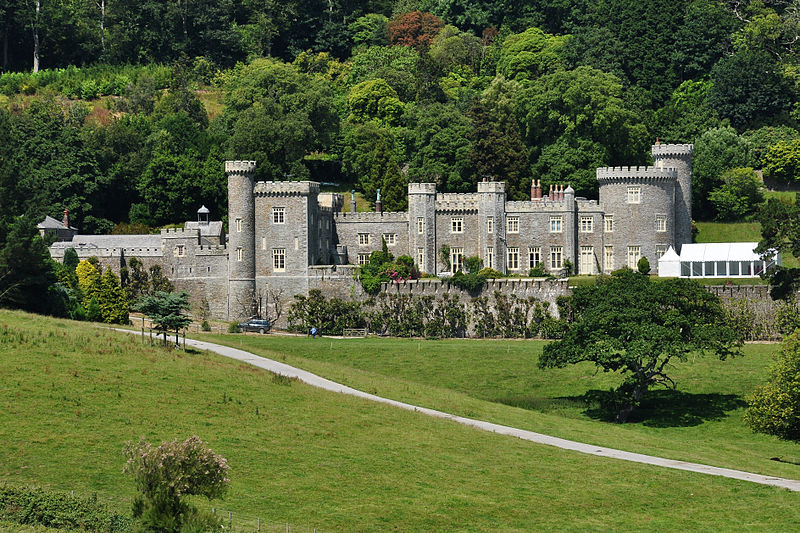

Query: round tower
[226,160,257,320]
[652,143,693,250]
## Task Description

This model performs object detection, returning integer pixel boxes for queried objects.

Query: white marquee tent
[657,243,780,278]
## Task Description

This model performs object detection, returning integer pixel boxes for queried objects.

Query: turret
[408,182,437,274]
[226,160,257,320]
[652,143,693,250]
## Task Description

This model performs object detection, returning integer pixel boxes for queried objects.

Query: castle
[48,143,694,321]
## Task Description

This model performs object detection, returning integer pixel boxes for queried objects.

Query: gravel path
[118,330,800,492]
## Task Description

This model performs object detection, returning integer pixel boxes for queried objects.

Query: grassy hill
[2,310,799,531]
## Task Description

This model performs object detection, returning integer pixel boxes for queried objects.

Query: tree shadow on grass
[495,390,746,428]
[583,389,746,427]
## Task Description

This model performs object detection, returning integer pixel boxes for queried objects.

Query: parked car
[238,318,270,334]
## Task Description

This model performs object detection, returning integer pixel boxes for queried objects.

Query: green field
[2,310,800,531]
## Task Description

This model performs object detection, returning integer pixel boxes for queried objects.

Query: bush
[0,484,130,532]
[201,320,211,332]
[528,264,548,277]
[637,256,651,275]
[745,331,800,440]
[227,322,240,333]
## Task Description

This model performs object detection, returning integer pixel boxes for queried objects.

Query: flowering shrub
[123,436,229,532]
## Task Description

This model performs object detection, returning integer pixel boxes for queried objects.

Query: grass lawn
[2,310,800,531]
[695,221,797,269]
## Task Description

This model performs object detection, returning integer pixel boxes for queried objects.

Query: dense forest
[1,0,800,239]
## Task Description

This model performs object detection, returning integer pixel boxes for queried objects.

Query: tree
[387,11,443,49]
[709,49,792,130]
[745,331,800,440]
[0,215,57,314]
[539,270,742,422]
[755,196,800,300]
[692,127,753,218]
[99,267,129,324]
[709,167,764,221]
[763,138,800,183]
[133,291,192,346]
[497,26,568,82]
[123,436,229,532]
[347,78,406,125]
[349,13,388,47]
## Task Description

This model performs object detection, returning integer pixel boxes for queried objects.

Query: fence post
[257,517,260,531]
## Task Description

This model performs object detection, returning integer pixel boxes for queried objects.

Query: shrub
[201,320,211,332]
[745,331,800,440]
[637,256,651,275]
[227,322,240,333]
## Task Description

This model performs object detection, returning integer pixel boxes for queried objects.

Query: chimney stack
[63,209,69,228]
[548,184,554,201]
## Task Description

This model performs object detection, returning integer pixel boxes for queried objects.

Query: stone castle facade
[49,143,693,321]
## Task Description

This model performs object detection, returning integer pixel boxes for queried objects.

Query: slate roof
[184,220,223,237]
[38,216,77,231]
[50,234,162,250]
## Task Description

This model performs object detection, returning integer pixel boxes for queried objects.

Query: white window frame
[549,216,562,233]
[358,233,370,246]
[627,246,642,269]
[487,216,494,234]
[358,253,370,265]
[486,246,494,269]
[272,207,285,224]
[604,214,614,233]
[272,248,286,271]
[176,244,185,257]
[507,247,520,271]
[550,246,563,269]
[580,216,594,233]
[506,216,520,234]
[579,246,594,275]
[656,214,667,232]
[417,217,424,234]
[451,247,464,272]
[416,248,425,268]
[235,218,242,232]
[236,247,243,262]
[451,217,464,234]
[604,246,614,272]
[627,186,641,204]
[529,247,541,269]
[383,233,397,246]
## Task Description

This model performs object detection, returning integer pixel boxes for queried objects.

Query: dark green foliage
[763,139,800,183]
[449,256,487,293]
[0,216,59,315]
[359,247,419,295]
[133,291,192,345]
[692,127,753,219]
[756,197,800,300]
[540,270,742,422]
[709,49,792,131]
[637,256,651,275]
[287,289,366,335]
[0,484,130,532]
[746,331,800,440]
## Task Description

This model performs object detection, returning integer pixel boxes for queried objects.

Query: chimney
[559,184,564,200]
[63,209,69,228]
[530,180,536,200]
[375,188,382,214]
[350,189,356,213]
[536,180,542,199]
[548,184,554,201]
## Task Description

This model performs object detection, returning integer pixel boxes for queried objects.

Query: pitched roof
[38,215,76,231]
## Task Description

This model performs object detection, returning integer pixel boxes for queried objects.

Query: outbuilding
[658,242,780,278]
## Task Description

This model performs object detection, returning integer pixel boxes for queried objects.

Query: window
[358,233,370,246]
[272,248,285,271]
[451,247,464,272]
[529,247,541,269]
[604,214,614,233]
[417,217,424,234]
[507,247,519,270]
[507,216,519,233]
[604,246,614,272]
[656,214,667,232]
[579,246,594,275]
[235,218,242,232]
[268,248,285,271]
[487,216,494,234]
[294,237,299,250]
[550,246,563,269]
[236,247,242,262]
[627,246,641,269]
[358,253,370,265]
[656,245,668,259]
[486,247,494,269]
[272,207,285,224]
[176,244,185,257]
[627,186,641,204]
[416,248,425,268]
[549,216,562,233]
[383,233,397,246]
[261,237,266,250]
[451,217,463,233]
[580,216,594,233]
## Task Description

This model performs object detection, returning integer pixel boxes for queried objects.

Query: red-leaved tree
[388,11,444,49]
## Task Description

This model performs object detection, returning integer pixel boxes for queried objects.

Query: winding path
[119,330,800,492]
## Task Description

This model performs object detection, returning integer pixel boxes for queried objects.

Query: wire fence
[209,507,322,533]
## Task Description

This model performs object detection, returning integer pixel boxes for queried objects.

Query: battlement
[506,200,566,212]
[225,160,257,174]
[253,180,320,196]
[318,192,344,210]
[408,182,437,194]
[196,244,227,255]
[477,181,506,194]
[576,198,600,209]
[652,143,693,158]
[436,193,479,212]
[160,228,199,239]
[596,166,678,181]
[333,211,408,223]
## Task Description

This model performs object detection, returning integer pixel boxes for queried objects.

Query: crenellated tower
[652,143,693,251]
[226,160,257,320]
[408,182,437,274]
